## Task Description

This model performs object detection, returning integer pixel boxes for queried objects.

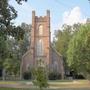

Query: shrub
[23,71,31,80]
[48,72,61,80]
[32,66,48,90]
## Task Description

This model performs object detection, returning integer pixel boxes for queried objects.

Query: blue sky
[9,0,90,39]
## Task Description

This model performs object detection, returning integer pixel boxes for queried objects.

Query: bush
[75,74,85,79]
[32,66,48,90]
[23,71,31,80]
[48,72,61,80]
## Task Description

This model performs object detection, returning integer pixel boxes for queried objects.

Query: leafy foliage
[67,24,90,79]
[0,34,7,68]
[32,60,48,90]
[53,25,73,73]
[0,0,30,76]
[15,0,27,4]
[54,25,72,59]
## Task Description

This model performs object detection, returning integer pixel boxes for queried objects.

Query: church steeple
[31,10,51,66]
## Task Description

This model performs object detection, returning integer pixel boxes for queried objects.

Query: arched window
[39,25,43,35]
[36,39,43,56]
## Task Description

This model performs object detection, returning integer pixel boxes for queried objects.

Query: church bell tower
[31,10,51,67]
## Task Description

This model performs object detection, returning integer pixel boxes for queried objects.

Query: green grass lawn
[0,88,90,90]
[0,80,90,90]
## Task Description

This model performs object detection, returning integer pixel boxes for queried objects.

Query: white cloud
[62,6,86,25]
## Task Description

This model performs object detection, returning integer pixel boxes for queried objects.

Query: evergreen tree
[32,60,48,90]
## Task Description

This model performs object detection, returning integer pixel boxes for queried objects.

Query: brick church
[21,10,64,78]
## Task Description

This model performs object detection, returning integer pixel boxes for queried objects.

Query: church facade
[21,10,64,78]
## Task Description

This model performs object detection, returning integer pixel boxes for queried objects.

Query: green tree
[0,0,16,66]
[54,25,72,59]
[32,60,48,90]
[3,23,31,75]
[53,25,73,72]
[67,24,90,79]
[0,33,7,69]
[0,0,27,78]
[53,24,81,58]
[20,23,31,55]
[15,0,27,4]
[3,37,20,75]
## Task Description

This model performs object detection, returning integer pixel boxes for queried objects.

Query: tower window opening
[39,25,43,35]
